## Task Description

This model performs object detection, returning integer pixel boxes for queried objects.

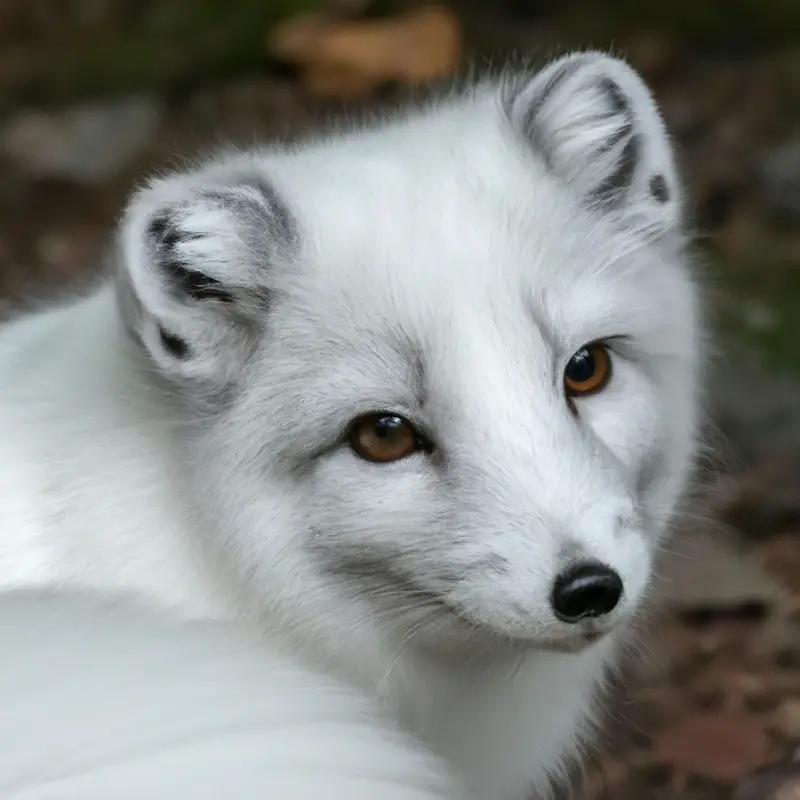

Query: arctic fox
[0,52,702,799]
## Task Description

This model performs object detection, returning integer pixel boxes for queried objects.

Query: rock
[656,527,784,613]
[0,96,162,184]
[758,141,800,227]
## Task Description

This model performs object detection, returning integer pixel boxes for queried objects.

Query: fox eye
[564,344,612,398]
[349,413,431,463]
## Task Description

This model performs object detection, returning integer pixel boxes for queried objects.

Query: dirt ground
[0,3,798,798]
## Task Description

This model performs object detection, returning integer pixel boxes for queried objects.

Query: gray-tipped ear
[117,163,297,401]
[507,52,682,235]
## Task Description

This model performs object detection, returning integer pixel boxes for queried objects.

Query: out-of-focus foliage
[0,0,316,106]
[509,0,800,47]
[2,0,798,107]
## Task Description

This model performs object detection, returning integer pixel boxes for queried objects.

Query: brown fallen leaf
[654,711,775,781]
[268,5,462,99]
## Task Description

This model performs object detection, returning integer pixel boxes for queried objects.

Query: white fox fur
[0,589,463,800]
[0,52,703,799]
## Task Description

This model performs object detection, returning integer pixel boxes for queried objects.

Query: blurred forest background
[0,1,798,798]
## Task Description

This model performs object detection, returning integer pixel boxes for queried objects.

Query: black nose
[550,561,623,623]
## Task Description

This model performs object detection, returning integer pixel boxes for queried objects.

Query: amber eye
[564,343,612,398]
[349,413,427,463]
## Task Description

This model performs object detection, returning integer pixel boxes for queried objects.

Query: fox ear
[507,52,683,237]
[117,162,297,402]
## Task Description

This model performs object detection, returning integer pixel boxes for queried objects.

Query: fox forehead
[259,198,684,377]
[237,117,682,357]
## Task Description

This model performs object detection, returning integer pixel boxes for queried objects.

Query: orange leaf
[268,6,462,98]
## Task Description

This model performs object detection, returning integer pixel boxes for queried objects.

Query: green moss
[13,0,317,103]
[710,255,800,376]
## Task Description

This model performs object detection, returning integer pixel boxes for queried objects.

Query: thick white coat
[0,590,463,800]
[0,53,703,799]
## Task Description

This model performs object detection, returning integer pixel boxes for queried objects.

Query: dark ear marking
[144,176,297,307]
[147,212,194,265]
[537,58,586,108]
[598,77,629,115]
[518,57,587,167]
[218,177,297,245]
[147,214,178,250]
[586,78,640,205]
[591,79,634,157]
[171,265,234,303]
[596,119,634,156]
[147,212,235,303]
[649,173,669,203]
[158,327,190,359]
[589,133,641,206]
